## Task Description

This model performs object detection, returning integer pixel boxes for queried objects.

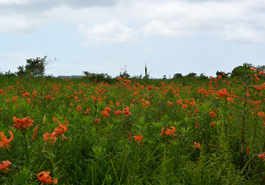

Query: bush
[82,71,113,83]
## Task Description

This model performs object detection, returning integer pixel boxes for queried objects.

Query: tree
[16,65,26,77]
[231,63,253,78]
[24,56,48,76]
[4,70,16,77]
[120,65,130,79]
[216,71,230,78]
[83,71,112,83]
[173,73,183,79]
[185,72,197,78]
[199,73,208,80]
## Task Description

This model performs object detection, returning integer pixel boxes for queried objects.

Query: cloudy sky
[1,0,265,78]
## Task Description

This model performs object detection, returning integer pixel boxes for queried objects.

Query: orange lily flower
[182,104,188,109]
[84,108,91,114]
[54,124,67,135]
[177,99,183,105]
[54,122,69,141]
[102,110,110,117]
[194,142,201,150]
[210,122,215,127]
[76,106,82,111]
[32,90,37,97]
[43,132,57,143]
[250,66,256,71]
[134,134,143,145]
[216,89,228,97]
[167,101,173,106]
[52,117,58,122]
[122,107,131,115]
[194,109,199,114]
[22,92,30,97]
[95,118,100,122]
[148,86,153,91]
[37,171,58,185]
[165,126,176,135]
[209,112,217,117]
[226,97,234,102]
[105,107,111,112]
[13,116,34,130]
[259,153,265,160]
[115,110,121,115]
[11,96,18,101]
[141,101,150,107]
[0,131,14,149]
[0,160,12,172]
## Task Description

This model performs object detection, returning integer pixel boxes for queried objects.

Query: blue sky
[1,0,265,78]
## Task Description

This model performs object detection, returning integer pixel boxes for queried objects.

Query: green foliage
[257,65,265,79]
[199,73,208,80]
[231,63,253,78]
[120,65,130,79]
[185,72,197,78]
[26,56,47,76]
[3,70,16,77]
[14,166,33,185]
[16,56,48,77]
[82,71,113,83]
[144,64,150,81]
[216,71,230,78]
[1,63,265,184]
[16,65,26,77]
[173,73,183,79]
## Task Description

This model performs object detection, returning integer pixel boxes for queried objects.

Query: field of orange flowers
[1,67,265,184]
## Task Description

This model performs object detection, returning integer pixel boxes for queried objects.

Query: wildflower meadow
[1,65,265,184]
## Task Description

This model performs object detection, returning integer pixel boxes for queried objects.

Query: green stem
[47,143,57,178]
[240,83,247,170]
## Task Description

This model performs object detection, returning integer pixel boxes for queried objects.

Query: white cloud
[0,0,28,5]
[43,6,113,25]
[141,20,191,38]
[132,0,265,42]
[78,21,139,45]
[223,26,263,43]
[0,15,42,34]
[0,0,265,43]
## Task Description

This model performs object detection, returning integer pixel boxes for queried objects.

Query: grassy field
[1,68,265,184]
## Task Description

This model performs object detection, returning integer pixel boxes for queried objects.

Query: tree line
[1,56,265,82]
